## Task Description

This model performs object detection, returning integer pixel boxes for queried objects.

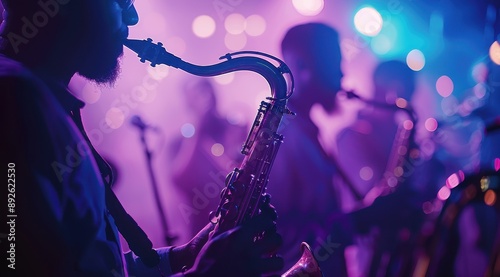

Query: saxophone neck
[123,38,293,101]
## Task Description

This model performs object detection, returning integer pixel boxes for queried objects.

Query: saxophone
[124,38,322,277]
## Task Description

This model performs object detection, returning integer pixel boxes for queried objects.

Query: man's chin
[78,57,121,86]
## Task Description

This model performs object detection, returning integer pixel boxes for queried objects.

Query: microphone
[130,115,158,132]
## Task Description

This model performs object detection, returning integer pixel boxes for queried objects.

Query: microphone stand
[136,124,177,246]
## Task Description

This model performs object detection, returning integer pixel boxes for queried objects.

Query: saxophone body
[124,38,322,277]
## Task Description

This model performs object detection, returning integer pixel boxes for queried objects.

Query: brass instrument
[339,89,418,209]
[124,38,323,277]
[339,89,420,276]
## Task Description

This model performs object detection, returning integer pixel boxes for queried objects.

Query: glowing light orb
[370,34,392,55]
[131,86,158,104]
[422,201,434,214]
[425,118,438,132]
[105,107,125,129]
[441,96,459,116]
[406,49,425,71]
[437,186,451,201]
[394,166,404,177]
[359,166,374,181]
[225,13,246,35]
[245,14,266,36]
[473,83,487,99]
[224,33,247,51]
[396,98,408,109]
[147,65,169,81]
[446,173,461,189]
[489,41,500,65]
[436,75,454,97]
[472,62,488,83]
[403,120,414,130]
[211,143,225,156]
[292,0,324,16]
[193,15,216,38]
[485,190,497,206]
[354,7,383,37]
[181,123,195,138]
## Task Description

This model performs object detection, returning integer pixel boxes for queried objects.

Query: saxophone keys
[220,202,238,220]
[209,211,220,224]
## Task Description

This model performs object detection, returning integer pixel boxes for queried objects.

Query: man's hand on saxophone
[179,202,284,277]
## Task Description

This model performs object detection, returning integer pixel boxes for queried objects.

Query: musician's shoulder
[0,54,34,79]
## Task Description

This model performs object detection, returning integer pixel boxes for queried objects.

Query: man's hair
[281,22,341,66]
[0,0,84,68]
[373,60,416,100]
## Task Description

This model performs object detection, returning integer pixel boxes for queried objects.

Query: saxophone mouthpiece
[124,38,183,68]
[123,38,146,56]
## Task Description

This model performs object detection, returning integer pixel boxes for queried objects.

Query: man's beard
[77,41,123,85]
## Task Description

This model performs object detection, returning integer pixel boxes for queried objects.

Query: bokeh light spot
[489,41,500,65]
[406,49,425,71]
[436,75,454,97]
[387,176,398,187]
[224,32,247,51]
[292,0,324,16]
[394,166,404,177]
[225,13,246,35]
[481,176,490,191]
[105,107,125,129]
[473,83,487,100]
[441,96,459,116]
[446,173,460,189]
[425,117,438,132]
[370,34,392,55]
[437,186,451,201]
[359,166,374,181]
[472,62,488,83]
[181,123,195,138]
[147,65,169,80]
[354,7,383,37]
[193,15,216,38]
[395,98,408,108]
[245,14,266,36]
[484,190,496,206]
[403,120,414,130]
[422,201,434,214]
[211,143,225,157]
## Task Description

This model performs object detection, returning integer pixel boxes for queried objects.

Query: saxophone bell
[282,242,324,277]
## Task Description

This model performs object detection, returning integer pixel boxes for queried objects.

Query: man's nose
[123,5,139,26]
